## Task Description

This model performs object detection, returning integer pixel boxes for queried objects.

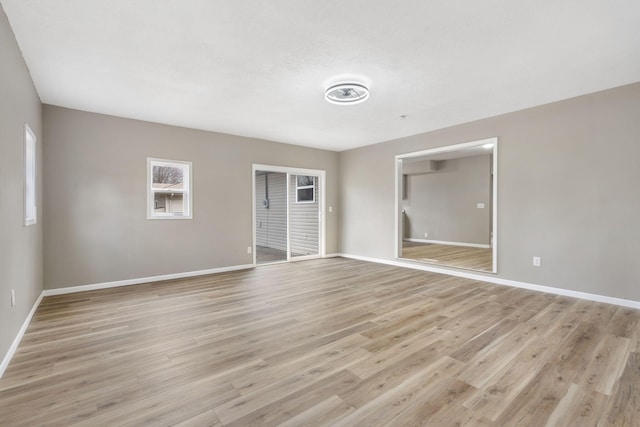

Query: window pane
[25,125,37,225]
[297,187,314,202]
[154,192,184,214]
[297,175,314,186]
[152,165,184,189]
[147,158,191,219]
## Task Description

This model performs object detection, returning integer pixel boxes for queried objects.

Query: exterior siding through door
[289,175,319,256]
[255,172,287,251]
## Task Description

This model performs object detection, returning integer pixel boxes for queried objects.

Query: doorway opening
[253,165,326,265]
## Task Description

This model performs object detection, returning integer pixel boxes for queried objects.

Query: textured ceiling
[2,0,640,151]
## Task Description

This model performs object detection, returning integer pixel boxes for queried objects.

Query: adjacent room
[1,1,639,425]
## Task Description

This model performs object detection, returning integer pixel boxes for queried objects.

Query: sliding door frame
[252,164,326,266]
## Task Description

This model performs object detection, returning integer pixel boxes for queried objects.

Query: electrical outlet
[11,289,15,307]
[533,256,541,267]
[247,246,252,254]
[424,232,428,238]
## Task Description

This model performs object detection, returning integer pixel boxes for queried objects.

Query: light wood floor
[402,241,493,272]
[256,246,308,264]
[256,245,288,264]
[1,258,639,426]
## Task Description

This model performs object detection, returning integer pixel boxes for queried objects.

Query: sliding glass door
[253,166,324,265]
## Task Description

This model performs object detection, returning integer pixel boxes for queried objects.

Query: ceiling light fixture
[325,83,369,105]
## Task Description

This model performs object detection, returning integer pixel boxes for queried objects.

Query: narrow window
[24,124,37,226]
[296,175,316,203]
[147,158,192,219]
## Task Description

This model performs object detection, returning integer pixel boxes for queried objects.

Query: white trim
[395,137,498,273]
[24,123,37,226]
[6,255,636,379]
[396,137,497,160]
[252,169,257,266]
[295,175,316,204]
[1,292,43,378]
[289,254,321,262]
[42,264,254,297]
[1,263,252,378]
[395,157,401,259]
[147,157,193,220]
[286,171,291,261]
[338,253,640,309]
[403,238,490,249]
[492,140,498,273]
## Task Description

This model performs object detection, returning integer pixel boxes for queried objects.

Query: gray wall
[43,106,339,289]
[340,82,640,301]
[403,154,491,245]
[0,6,43,363]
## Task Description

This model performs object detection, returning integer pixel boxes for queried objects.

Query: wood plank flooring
[256,246,306,264]
[1,258,639,426]
[402,241,493,272]
[256,245,288,264]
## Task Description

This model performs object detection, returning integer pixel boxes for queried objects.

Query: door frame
[252,164,326,265]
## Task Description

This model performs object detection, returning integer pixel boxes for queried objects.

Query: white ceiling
[2,1,640,151]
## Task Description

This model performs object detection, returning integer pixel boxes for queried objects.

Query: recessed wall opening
[395,138,498,273]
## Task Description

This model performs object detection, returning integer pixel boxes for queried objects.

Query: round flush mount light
[325,83,369,105]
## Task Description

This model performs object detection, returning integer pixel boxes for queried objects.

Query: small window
[296,175,316,203]
[147,158,192,219]
[24,124,37,226]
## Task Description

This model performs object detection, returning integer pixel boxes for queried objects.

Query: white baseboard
[42,264,255,297]
[403,238,490,249]
[1,263,255,378]
[338,253,640,309]
[5,255,637,380]
[0,292,44,379]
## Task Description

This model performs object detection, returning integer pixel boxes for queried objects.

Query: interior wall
[403,154,491,245]
[339,82,640,301]
[43,106,339,290]
[0,6,43,364]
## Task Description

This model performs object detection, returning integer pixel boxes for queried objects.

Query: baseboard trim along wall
[403,238,491,249]
[0,292,44,379]
[339,253,640,310]
[5,254,637,379]
[42,264,256,297]
[0,263,256,378]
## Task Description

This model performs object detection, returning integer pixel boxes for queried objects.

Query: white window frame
[295,175,316,204]
[147,158,192,219]
[24,124,37,226]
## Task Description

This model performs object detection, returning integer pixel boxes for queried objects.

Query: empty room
[1,1,640,425]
